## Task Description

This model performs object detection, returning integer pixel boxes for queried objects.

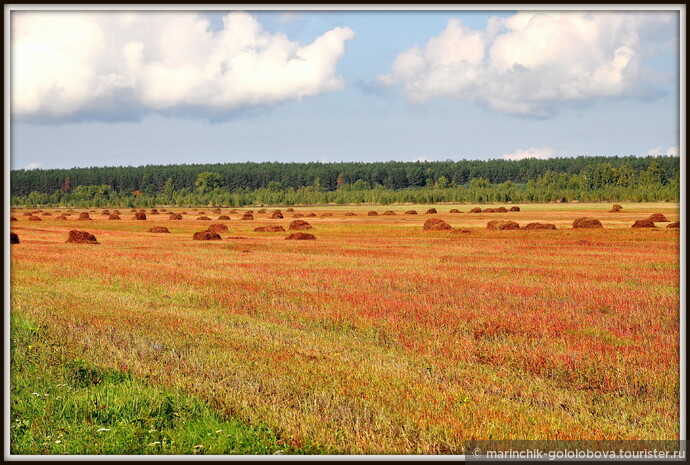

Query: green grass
[9,315,332,455]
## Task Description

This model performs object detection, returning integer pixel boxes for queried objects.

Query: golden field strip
[9,203,681,454]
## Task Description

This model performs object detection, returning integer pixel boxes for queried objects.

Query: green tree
[195,172,223,194]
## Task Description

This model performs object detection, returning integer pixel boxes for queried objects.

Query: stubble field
[9,203,681,454]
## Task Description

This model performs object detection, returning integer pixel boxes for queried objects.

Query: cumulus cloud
[11,11,355,121]
[502,146,557,161]
[647,145,679,156]
[379,11,677,117]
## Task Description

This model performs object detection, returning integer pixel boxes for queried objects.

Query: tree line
[10,156,680,207]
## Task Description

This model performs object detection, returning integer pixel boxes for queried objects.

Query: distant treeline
[10,156,680,207]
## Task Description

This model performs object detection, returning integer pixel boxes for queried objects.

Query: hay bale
[101,210,110,215]
[496,207,508,213]
[181,212,188,215]
[77,212,92,220]
[217,215,231,220]
[228,209,239,214]
[22,212,32,216]
[289,220,313,230]
[149,209,159,215]
[130,209,137,212]
[487,220,520,230]
[667,222,679,228]
[197,216,211,221]
[207,223,229,232]
[292,213,305,218]
[42,212,52,216]
[198,211,206,215]
[113,210,120,214]
[108,214,121,220]
[423,218,452,231]
[148,226,170,233]
[483,208,496,213]
[631,219,657,228]
[306,213,317,218]
[382,211,396,216]
[524,222,556,230]
[368,211,378,216]
[609,204,623,213]
[139,209,146,213]
[169,213,183,220]
[212,208,222,214]
[647,213,669,222]
[160,209,167,212]
[241,213,254,220]
[28,215,42,221]
[132,212,146,220]
[11,216,18,221]
[254,225,286,232]
[449,209,462,213]
[345,212,357,216]
[10,232,19,244]
[320,212,333,217]
[469,207,482,213]
[55,215,68,221]
[286,208,295,212]
[285,232,316,240]
[509,206,520,212]
[271,211,284,219]
[572,217,603,229]
[425,208,437,214]
[193,231,221,241]
[404,210,418,215]
[66,230,99,244]
[245,210,254,214]
[257,209,267,214]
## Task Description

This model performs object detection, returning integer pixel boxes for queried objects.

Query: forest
[10,155,681,207]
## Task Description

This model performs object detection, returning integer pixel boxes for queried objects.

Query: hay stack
[496,207,508,213]
[425,208,437,214]
[22,212,32,216]
[55,215,68,221]
[134,212,147,220]
[10,232,19,244]
[631,219,657,228]
[469,207,482,213]
[285,232,316,240]
[449,209,462,213]
[320,212,333,217]
[196,216,211,221]
[257,209,267,214]
[509,206,520,212]
[66,230,99,244]
[160,209,167,212]
[169,213,183,220]
[404,210,418,215]
[345,212,357,216]
[241,212,254,220]
[148,226,170,233]
[113,210,121,214]
[306,213,317,218]
[217,215,231,220]
[271,210,284,219]
[193,231,221,240]
[42,212,52,216]
[667,222,679,228]
[78,212,92,220]
[139,209,146,213]
[289,220,313,230]
[609,204,623,213]
[423,218,452,231]
[292,213,305,218]
[572,217,603,229]
[382,211,396,216]
[368,211,378,216]
[108,214,121,220]
[254,225,286,232]
[150,209,159,215]
[228,209,239,214]
[212,208,222,214]
[483,208,496,213]
[524,222,556,230]
[286,208,295,212]
[102,210,110,215]
[207,223,229,232]
[28,215,42,221]
[647,213,669,222]
[487,220,520,230]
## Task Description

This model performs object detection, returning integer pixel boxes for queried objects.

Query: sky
[8,7,682,170]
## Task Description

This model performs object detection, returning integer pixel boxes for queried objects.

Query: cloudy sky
[9,7,681,170]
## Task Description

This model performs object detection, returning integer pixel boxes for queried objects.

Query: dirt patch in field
[524,222,556,230]
[647,213,669,222]
[241,213,254,220]
[148,227,171,233]
[196,216,211,221]
[285,232,316,240]
[423,218,452,231]
[289,220,313,230]
[108,214,121,220]
[78,212,92,220]
[207,223,229,232]
[66,230,99,244]
[10,232,19,244]
[193,231,221,241]
[667,222,680,228]
[134,212,147,220]
[449,209,462,213]
[631,219,657,228]
[509,206,520,212]
[217,215,231,220]
[469,207,482,213]
[487,220,520,230]
[609,204,623,213]
[169,213,183,220]
[254,225,286,232]
[271,210,284,219]
[28,216,42,221]
[573,217,603,228]
[368,211,378,216]
[425,208,437,214]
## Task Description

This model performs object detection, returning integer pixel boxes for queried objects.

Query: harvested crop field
[9,203,681,454]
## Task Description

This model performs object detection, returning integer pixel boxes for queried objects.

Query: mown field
[9,203,681,454]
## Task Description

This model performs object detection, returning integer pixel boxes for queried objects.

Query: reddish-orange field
[10,203,681,453]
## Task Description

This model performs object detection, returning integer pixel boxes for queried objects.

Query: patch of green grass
[10,314,332,455]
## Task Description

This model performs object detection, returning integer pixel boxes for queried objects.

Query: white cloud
[11,11,355,121]
[502,146,557,161]
[412,156,431,162]
[380,11,676,116]
[25,161,42,169]
[648,145,679,156]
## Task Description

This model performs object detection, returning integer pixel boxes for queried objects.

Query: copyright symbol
[473,448,482,457]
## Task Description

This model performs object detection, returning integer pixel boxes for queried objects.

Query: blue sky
[9,8,681,170]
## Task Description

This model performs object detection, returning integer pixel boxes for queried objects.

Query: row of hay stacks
[422,215,679,231]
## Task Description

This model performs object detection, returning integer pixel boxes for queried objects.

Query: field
[9,203,681,454]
